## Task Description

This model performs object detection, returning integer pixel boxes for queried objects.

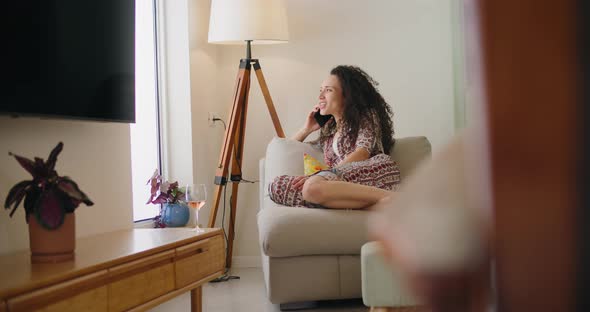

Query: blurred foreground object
[369,0,584,309]
[370,133,492,311]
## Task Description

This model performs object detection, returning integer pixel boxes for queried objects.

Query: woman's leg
[269,175,308,207]
[301,176,392,209]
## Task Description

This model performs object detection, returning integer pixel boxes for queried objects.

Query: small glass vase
[161,203,190,227]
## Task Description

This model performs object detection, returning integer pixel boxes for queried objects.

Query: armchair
[257,136,431,308]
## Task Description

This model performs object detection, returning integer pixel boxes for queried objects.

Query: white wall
[0,117,133,254]
[187,0,222,227]
[188,0,457,263]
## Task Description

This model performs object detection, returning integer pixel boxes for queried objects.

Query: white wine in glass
[185,184,207,232]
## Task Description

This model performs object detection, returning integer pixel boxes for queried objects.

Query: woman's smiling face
[318,75,344,119]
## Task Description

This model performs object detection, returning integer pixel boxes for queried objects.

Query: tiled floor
[151,267,368,312]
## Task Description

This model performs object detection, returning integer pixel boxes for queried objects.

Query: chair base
[279,301,319,311]
[370,306,429,312]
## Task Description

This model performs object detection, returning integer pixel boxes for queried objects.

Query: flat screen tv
[1,0,135,123]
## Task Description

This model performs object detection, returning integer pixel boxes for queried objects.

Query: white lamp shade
[208,0,289,44]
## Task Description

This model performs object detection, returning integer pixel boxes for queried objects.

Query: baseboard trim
[231,256,261,268]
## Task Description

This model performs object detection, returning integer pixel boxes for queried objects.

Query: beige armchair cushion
[258,204,369,258]
[390,136,431,181]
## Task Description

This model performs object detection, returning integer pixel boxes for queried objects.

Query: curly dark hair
[318,65,395,154]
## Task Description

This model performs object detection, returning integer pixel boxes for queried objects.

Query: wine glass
[185,184,207,232]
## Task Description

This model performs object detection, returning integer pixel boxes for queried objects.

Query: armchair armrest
[362,242,419,307]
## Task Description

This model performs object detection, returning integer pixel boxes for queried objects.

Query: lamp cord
[209,117,247,283]
[210,183,240,283]
[213,118,226,129]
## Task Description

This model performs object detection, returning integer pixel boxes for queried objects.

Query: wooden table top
[0,228,223,299]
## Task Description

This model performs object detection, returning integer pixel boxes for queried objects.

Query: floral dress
[269,117,401,207]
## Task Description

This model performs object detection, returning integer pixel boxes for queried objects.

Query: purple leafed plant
[146,170,185,228]
[146,169,185,205]
[4,142,94,230]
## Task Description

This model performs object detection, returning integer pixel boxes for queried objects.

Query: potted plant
[146,170,189,228]
[4,142,93,263]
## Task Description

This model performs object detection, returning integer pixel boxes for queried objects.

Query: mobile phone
[314,111,332,127]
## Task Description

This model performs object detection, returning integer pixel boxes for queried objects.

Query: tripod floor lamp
[207,0,289,268]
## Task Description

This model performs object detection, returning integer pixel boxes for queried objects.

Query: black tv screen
[1,0,135,123]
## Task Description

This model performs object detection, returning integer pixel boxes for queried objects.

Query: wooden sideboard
[0,228,225,311]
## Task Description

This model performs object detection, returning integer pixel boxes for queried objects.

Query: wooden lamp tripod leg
[208,60,251,231]
[253,60,285,138]
[208,58,285,269]
[225,70,251,268]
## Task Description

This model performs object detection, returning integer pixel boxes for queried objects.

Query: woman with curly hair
[269,65,400,209]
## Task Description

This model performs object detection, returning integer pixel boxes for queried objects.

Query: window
[131,0,160,221]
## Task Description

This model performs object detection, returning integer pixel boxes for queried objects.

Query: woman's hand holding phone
[303,106,322,133]
[292,106,322,142]
[293,105,331,142]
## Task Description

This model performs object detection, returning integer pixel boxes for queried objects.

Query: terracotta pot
[28,212,75,263]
